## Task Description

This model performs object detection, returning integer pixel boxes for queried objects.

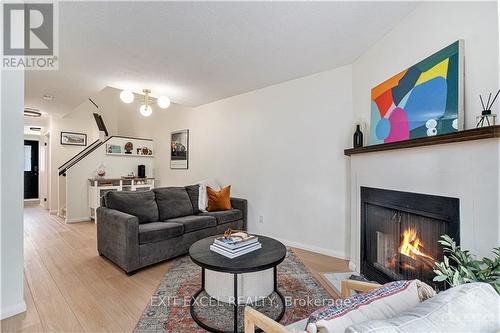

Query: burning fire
[399,228,433,260]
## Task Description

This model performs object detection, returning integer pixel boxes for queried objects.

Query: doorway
[24,140,39,199]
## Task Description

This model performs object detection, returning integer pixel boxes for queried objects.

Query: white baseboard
[272,236,350,260]
[66,217,91,223]
[1,301,26,320]
[49,209,57,215]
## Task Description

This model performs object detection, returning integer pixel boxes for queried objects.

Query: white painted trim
[273,236,350,260]
[49,209,57,215]
[0,301,26,320]
[65,217,91,223]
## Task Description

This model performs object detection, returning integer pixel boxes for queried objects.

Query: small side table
[189,235,287,333]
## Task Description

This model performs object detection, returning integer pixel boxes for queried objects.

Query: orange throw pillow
[207,186,232,212]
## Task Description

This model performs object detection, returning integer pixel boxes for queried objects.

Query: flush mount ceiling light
[119,88,170,117]
[24,108,42,117]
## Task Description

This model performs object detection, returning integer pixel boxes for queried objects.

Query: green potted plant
[433,235,500,294]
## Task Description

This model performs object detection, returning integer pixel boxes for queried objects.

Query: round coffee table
[189,235,287,333]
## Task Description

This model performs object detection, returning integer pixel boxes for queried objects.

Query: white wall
[47,88,120,211]
[349,139,500,269]
[147,66,354,258]
[348,0,500,265]
[42,1,499,261]
[0,70,26,319]
[64,137,154,222]
[353,1,499,131]
[119,1,498,260]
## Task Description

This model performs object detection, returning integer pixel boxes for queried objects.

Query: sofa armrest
[341,280,381,298]
[244,307,291,333]
[96,207,140,273]
[231,197,248,230]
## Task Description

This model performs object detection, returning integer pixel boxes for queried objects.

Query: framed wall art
[370,40,464,145]
[170,129,189,169]
[60,131,87,146]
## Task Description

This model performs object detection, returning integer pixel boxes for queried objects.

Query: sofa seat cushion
[165,215,216,233]
[345,282,500,333]
[138,222,184,244]
[154,187,194,220]
[198,209,243,225]
[105,190,159,223]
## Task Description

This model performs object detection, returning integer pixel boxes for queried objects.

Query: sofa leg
[126,269,137,276]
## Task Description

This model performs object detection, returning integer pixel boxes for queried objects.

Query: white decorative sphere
[427,128,437,136]
[426,119,437,129]
[120,90,134,104]
[139,104,153,117]
[157,96,171,109]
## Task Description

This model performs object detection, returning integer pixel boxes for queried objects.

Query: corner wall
[1,70,26,319]
[348,1,500,264]
[154,65,354,258]
[47,87,120,211]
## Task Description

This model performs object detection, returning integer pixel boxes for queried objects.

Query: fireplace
[360,187,459,287]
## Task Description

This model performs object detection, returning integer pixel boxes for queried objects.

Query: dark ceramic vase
[353,124,363,148]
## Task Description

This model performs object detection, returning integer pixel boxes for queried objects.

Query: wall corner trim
[272,236,350,260]
[0,301,27,320]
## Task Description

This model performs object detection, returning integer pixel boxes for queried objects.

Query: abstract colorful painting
[370,41,463,145]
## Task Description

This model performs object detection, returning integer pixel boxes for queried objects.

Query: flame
[399,228,433,260]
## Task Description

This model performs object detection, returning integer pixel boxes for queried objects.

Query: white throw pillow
[306,280,424,333]
[197,179,221,212]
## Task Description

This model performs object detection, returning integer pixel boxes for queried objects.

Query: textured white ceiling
[25,1,418,115]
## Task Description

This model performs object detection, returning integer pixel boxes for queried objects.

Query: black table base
[190,266,285,333]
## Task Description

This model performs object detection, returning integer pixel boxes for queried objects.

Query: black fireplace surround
[360,187,460,287]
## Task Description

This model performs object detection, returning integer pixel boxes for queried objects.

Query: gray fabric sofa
[96,185,247,274]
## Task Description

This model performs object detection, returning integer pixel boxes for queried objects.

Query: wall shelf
[344,125,500,156]
[105,153,154,157]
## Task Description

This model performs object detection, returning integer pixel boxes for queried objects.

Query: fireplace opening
[361,187,459,288]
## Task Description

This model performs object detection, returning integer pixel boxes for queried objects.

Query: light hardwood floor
[1,204,349,333]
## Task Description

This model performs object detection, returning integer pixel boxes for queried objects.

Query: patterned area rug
[134,249,334,332]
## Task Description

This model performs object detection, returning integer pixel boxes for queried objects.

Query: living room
[1,1,499,333]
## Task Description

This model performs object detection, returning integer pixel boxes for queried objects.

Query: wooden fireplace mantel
[344,125,500,156]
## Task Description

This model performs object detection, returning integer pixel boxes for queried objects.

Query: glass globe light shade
[157,96,171,109]
[139,104,153,117]
[120,90,134,104]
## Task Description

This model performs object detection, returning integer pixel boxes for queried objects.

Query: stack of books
[210,233,261,258]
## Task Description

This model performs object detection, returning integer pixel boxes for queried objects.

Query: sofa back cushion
[154,187,194,220]
[185,185,201,214]
[105,190,159,223]
[306,280,422,333]
[345,282,499,333]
